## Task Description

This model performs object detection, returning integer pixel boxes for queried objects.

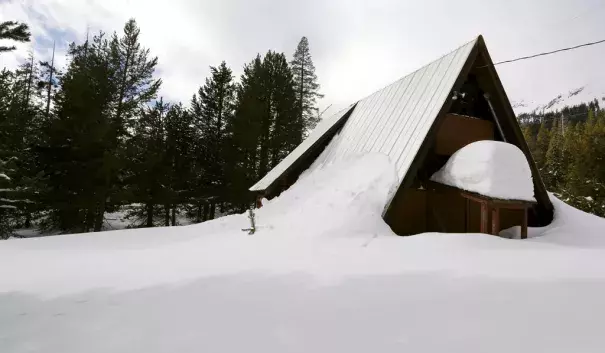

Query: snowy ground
[1,153,605,353]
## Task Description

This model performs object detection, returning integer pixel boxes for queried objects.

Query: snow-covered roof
[251,37,478,192]
[430,141,536,202]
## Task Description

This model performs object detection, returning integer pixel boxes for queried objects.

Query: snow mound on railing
[431,140,535,201]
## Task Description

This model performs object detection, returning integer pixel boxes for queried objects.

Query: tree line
[0,19,322,237]
[520,99,605,216]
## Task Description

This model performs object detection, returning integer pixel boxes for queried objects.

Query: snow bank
[0,153,400,297]
[501,193,605,247]
[258,153,398,238]
[431,140,535,201]
[2,153,605,353]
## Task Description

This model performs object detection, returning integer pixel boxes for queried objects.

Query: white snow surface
[2,153,605,353]
[431,140,535,201]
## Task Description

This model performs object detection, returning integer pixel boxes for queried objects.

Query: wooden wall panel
[426,188,467,233]
[467,200,482,233]
[386,188,427,235]
[500,208,524,232]
[435,114,494,156]
[387,186,525,236]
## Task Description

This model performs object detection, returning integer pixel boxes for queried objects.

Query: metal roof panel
[310,38,477,178]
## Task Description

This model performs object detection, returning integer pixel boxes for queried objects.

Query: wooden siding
[435,114,494,156]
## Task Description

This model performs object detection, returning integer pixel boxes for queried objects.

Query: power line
[480,38,605,67]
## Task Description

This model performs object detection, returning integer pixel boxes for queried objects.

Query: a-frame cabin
[250,35,554,236]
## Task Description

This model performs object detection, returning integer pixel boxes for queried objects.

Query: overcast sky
[1,0,604,114]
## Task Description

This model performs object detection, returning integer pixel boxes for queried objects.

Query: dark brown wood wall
[387,187,427,235]
[435,114,494,156]
[385,111,526,235]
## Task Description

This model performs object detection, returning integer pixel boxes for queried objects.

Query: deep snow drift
[431,140,535,201]
[1,153,605,353]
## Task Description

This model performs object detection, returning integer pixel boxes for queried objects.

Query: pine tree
[33,26,162,231]
[257,51,300,177]
[594,109,605,186]
[3,56,38,150]
[563,116,602,214]
[36,32,118,232]
[557,122,576,195]
[255,52,274,181]
[579,109,605,215]
[0,71,17,235]
[190,61,236,214]
[164,103,196,224]
[0,157,17,238]
[39,43,58,120]
[266,52,302,167]
[85,19,161,231]
[290,37,323,131]
[534,120,550,170]
[593,109,605,214]
[583,109,598,181]
[0,54,44,234]
[521,124,536,153]
[544,118,564,189]
[124,100,171,227]
[227,56,265,210]
[109,19,161,130]
[0,21,30,53]
[565,122,585,193]
[227,51,301,209]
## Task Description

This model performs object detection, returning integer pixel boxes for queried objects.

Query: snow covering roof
[251,37,478,192]
[430,141,536,202]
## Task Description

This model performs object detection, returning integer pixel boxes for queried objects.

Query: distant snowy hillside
[514,85,605,114]
[1,153,605,353]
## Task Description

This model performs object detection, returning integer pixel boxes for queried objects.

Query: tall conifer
[291,37,323,131]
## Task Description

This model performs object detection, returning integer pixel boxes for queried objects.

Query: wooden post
[480,201,488,234]
[451,185,536,238]
[465,198,470,232]
[521,207,528,239]
[491,207,500,235]
[425,187,431,232]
